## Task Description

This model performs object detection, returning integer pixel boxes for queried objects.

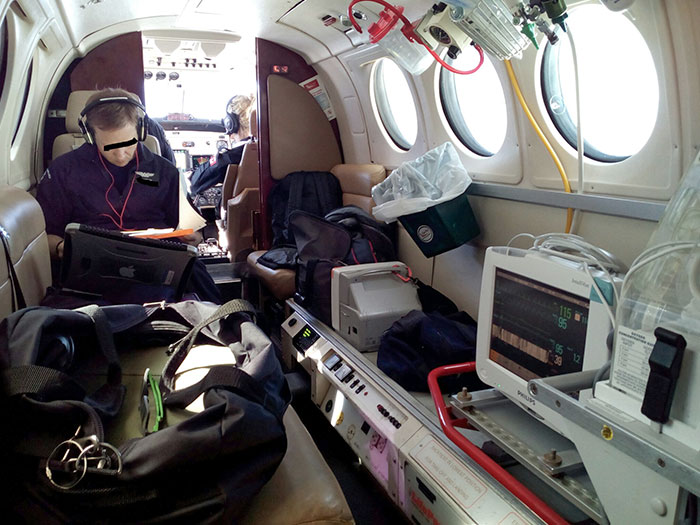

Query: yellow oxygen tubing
[504,59,573,234]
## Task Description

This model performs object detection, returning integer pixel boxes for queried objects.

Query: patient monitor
[331,262,421,352]
[476,247,622,437]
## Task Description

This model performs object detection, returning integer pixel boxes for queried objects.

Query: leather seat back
[0,187,51,320]
[225,109,260,261]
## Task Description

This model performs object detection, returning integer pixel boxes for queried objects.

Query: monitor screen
[489,268,589,382]
[172,149,192,171]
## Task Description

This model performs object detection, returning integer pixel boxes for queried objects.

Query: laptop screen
[61,223,197,303]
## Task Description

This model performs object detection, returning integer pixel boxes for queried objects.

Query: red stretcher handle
[428,362,569,525]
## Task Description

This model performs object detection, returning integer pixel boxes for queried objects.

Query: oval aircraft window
[439,48,507,156]
[541,5,659,162]
[372,58,418,151]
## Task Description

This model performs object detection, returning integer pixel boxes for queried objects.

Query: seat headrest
[250,109,257,140]
[65,90,99,133]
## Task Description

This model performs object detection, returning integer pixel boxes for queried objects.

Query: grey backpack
[1,299,291,523]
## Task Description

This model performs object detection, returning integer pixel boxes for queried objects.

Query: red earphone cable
[98,146,140,230]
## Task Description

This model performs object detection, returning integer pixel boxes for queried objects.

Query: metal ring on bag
[77,441,124,476]
[45,439,88,490]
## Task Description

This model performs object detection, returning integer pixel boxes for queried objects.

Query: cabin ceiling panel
[56,0,189,46]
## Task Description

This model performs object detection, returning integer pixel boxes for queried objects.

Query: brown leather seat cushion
[247,250,296,301]
[241,407,354,525]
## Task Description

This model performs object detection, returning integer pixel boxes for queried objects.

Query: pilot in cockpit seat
[36,87,220,304]
[189,94,255,201]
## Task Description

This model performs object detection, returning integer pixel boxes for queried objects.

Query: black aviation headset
[78,96,149,145]
[222,96,240,135]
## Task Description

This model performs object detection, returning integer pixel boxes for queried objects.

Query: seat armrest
[247,250,297,301]
[226,187,259,261]
[240,406,354,525]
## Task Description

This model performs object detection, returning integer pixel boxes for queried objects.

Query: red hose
[428,362,569,525]
[347,0,483,75]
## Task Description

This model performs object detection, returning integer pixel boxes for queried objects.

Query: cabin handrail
[427,362,570,525]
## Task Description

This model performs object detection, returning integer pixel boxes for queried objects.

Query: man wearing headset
[36,87,220,303]
[189,94,255,198]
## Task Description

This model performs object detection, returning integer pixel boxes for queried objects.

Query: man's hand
[48,234,65,260]
[178,230,203,246]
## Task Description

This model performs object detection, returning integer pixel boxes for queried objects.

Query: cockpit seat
[222,109,260,262]
[247,163,386,301]
[52,90,161,160]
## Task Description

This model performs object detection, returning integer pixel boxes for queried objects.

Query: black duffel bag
[1,299,291,523]
[291,206,396,325]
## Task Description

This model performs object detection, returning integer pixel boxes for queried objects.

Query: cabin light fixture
[154,39,181,55]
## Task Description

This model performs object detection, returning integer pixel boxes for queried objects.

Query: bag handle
[160,299,256,394]
[163,364,275,415]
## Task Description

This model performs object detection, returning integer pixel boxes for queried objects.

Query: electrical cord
[591,359,611,397]
[504,60,574,233]
[532,233,627,273]
[565,23,584,235]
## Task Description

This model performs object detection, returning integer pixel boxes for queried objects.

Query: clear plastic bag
[371,142,472,222]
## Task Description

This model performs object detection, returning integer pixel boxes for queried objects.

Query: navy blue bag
[377,310,487,393]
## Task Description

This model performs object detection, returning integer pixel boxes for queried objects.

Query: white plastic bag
[371,142,472,223]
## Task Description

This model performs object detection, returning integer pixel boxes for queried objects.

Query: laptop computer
[60,223,197,303]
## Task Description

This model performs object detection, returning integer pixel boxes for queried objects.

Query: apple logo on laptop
[119,265,136,278]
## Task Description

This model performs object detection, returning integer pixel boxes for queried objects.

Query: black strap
[0,227,26,312]
[76,305,122,386]
[4,364,85,401]
[75,305,126,418]
[295,259,319,307]
[161,299,256,393]
[163,365,274,415]
[287,173,305,221]
[313,172,335,216]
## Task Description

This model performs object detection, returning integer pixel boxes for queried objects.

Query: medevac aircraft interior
[1,0,699,523]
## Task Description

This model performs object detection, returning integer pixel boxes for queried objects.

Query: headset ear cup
[78,118,93,145]
[138,116,147,141]
[223,115,233,135]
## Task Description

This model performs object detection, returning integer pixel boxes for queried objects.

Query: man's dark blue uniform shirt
[37,142,180,236]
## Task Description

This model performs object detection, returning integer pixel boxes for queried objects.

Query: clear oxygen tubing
[504,59,574,233]
[566,24,584,234]
[347,0,484,75]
